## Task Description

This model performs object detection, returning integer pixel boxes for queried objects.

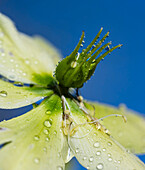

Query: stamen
[77,95,83,102]
[61,95,70,112]
[71,127,93,139]
[94,114,127,123]
[73,98,95,121]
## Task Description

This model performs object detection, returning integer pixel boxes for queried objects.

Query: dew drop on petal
[53,130,57,135]
[89,156,94,162]
[108,153,111,157]
[13,145,16,149]
[34,60,38,64]
[75,148,79,153]
[45,110,51,115]
[43,129,49,135]
[107,142,112,146]
[0,90,7,97]
[94,141,100,148]
[108,157,112,161]
[57,166,63,170]
[10,59,14,62]
[23,72,27,76]
[96,163,104,169]
[43,147,47,152]
[0,32,4,37]
[25,59,30,64]
[14,81,24,87]
[118,160,121,164]
[102,148,106,152]
[86,165,90,169]
[34,158,40,164]
[34,135,40,141]
[58,152,61,158]
[29,144,34,149]
[96,151,101,156]
[44,119,52,128]
[45,137,50,142]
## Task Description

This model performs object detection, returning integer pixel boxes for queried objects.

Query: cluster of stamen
[61,94,127,138]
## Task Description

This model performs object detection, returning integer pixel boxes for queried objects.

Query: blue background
[0,0,145,169]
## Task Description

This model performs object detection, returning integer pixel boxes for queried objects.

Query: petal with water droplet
[0,95,68,170]
[67,99,145,170]
[0,13,61,86]
[85,102,145,154]
[0,79,53,109]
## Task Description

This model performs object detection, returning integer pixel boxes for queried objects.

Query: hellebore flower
[0,13,145,170]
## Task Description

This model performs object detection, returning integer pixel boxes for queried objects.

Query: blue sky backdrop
[0,0,145,169]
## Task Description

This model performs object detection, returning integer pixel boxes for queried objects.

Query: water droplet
[75,148,79,153]
[96,151,101,156]
[58,152,61,158]
[94,132,98,136]
[94,142,100,148]
[45,137,50,142]
[108,157,112,161]
[1,52,5,57]
[10,59,14,62]
[14,81,24,87]
[0,32,4,38]
[43,129,49,135]
[34,135,40,141]
[107,142,112,146]
[29,144,34,149]
[108,153,111,157]
[86,165,90,169]
[9,51,14,56]
[13,145,16,149]
[45,110,51,115]
[96,163,104,169]
[25,59,30,64]
[83,156,87,160]
[71,61,77,68]
[43,147,47,152]
[0,90,7,97]
[34,158,40,164]
[0,48,4,53]
[53,130,57,135]
[23,72,27,76]
[89,156,94,162]
[87,129,90,133]
[102,148,106,152]
[9,74,16,80]
[118,160,121,164]
[57,166,63,170]
[34,60,38,64]
[44,119,52,128]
